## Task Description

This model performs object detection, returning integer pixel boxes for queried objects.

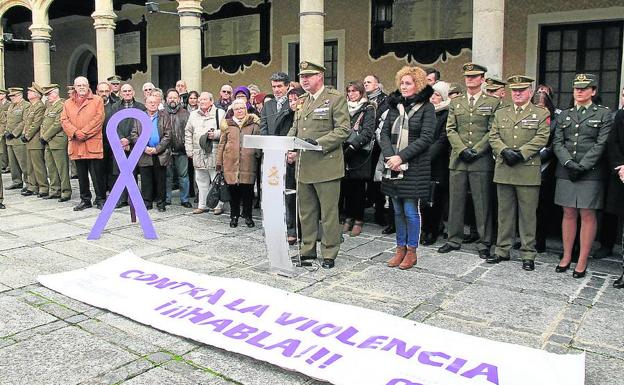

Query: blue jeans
[166,154,190,204]
[391,198,421,248]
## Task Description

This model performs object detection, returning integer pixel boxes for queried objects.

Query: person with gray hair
[142,82,155,102]
[185,91,226,214]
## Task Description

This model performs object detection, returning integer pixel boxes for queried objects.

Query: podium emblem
[268,166,280,186]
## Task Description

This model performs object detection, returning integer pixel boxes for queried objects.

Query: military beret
[573,73,597,89]
[8,87,23,97]
[484,77,507,91]
[299,61,326,75]
[42,84,60,95]
[462,62,487,76]
[506,75,534,90]
[28,82,44,96]
[107,75,122,84]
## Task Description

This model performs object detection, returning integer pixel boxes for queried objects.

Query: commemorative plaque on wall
[114,17,147,79]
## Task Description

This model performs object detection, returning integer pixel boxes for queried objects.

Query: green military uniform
[40,85,70,199]
[23,83,48,195]
[553,74,613,210]
[443,63,501,254]
[489,76,550,264]
[485,77,511,109]
[5,88,31,189]
[287,61,350,262]
[0,89,9,171]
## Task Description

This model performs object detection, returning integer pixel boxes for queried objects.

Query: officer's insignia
[512,76,521,83]
[323,99,330,105]
[486,79,493,85]
[300,62,309,69]
[532,114,536,118]
[465,64,474,71]
[267,166,280,186]
[575,74,587,82]
[566,116,571,120]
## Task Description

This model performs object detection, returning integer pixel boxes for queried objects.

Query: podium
[243,136,322,277]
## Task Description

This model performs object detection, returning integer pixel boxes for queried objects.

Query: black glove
[303,138,318,146]
[539,147,552,163]
[40,138,47,146]
[344,144,355,153]
[459,148,479,163]
[501,148,524,166]
[20,135,28,143]
[565,161,586,182]
[4,132,14,140]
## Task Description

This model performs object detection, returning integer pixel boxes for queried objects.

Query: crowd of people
[0,60,623,284]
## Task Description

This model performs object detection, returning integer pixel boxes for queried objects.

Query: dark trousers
[75,158,106,203]
[139,157,167,206]
[599,211,619,250]
[421,179,448,237]
[228,183,254,218]
[536,177,559,249]
[187,157,196,197]
[341,179,366,221]
[285,163,297,237]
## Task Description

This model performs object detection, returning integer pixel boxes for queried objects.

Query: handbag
[206,172,229,208]
[346,107,374,152]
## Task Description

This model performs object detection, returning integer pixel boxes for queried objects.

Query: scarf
[434,99,451,112]
[383,102,423,179]
[367,88,382,101]
[348,99,367,116]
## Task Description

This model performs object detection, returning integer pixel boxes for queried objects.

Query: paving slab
[0,296,57,337]
[0,326,137,385]
[9,222,89,243]
[575,305,624,356]
[0,247,87,288]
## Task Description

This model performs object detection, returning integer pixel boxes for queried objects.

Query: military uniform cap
[27,82,44,95]
[299,61,326,75]
[107,75,122,84]
[506,75,534,90]
[462,62,487,76]
[448,83,463,96]
[42,84,60,95]
[0,88,7,95]
[573,73,597,89]
[7,87,23,97]
[484,77,507,91]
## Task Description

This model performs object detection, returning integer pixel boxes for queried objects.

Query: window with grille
[288,40,339,89]
[539,21,623,110]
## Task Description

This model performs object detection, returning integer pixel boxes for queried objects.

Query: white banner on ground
[38,252,585,385]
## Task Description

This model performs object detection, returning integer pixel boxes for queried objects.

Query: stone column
[177,0,203,92]
[299,0,324,65]
[472,0,504,79]
[92,0,117,82]
[29,23,52,85]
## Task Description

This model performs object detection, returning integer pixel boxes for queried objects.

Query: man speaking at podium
[287,61,350,269]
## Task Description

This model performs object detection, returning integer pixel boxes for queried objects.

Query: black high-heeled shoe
[555,263,571,273]
[572,268,587,279]
[613,273,624,289]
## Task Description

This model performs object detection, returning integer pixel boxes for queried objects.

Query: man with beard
[97,81,115,193]
[110,83,146,208]
[164,89,191,208]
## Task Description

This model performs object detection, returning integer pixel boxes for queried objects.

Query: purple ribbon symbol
[88,108,157,240]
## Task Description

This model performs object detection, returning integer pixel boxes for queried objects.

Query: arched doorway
[68,45,97,91]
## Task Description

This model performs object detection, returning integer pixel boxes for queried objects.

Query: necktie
[578,106,586,114]
[469,96,475,108]
[276,98,284,111]
[516,106,523,114]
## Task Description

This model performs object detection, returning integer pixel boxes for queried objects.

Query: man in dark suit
[260,72,291,135]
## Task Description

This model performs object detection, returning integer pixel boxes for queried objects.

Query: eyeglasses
[143,88,153,92]
[221,90,232,94]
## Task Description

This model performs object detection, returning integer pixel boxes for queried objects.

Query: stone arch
[67,44,97,88]
[0,0,31,20]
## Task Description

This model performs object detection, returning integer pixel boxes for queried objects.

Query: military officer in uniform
[553,73,613,278]
[0,88,10,173]
[40,84,71,201]
[488,76,550,270]
[438,63,501,258]
[287,61,350,269]
[4,87,31,192]
[484,77,507,99]
[22,82,49,197]
[107,75,122,103]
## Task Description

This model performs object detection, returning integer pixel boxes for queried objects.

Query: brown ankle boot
[350,220,364,237]
[388,246,407,267]
[399,247,417,269]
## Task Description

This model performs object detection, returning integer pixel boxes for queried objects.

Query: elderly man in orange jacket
[61,76,106,211]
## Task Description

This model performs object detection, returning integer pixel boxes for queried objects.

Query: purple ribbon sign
[88,108,157,240]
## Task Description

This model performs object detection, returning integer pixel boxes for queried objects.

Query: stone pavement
[0,172,623,385]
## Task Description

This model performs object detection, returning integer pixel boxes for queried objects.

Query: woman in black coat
[380,66,435,270]
[420,81,450,245]
[341,81,376,237]
[607,108,624,288]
